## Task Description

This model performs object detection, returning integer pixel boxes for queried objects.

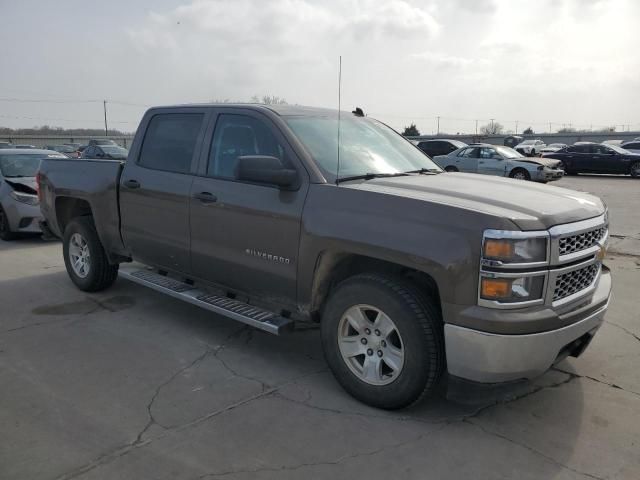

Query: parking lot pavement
[1,177,638,480]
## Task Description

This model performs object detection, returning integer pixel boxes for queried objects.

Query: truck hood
[516,157,561,168]
[347,173,604,231]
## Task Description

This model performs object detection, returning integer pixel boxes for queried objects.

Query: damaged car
[0,149,65,240]
[432,144,564,182]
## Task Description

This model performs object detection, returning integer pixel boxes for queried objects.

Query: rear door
[454,147,480,173]
[188,109,308,305]
[563,145,590,172]
[120,108,209,273]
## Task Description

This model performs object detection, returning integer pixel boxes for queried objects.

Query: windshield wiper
[335,172,409,184]
[404,168,441,174]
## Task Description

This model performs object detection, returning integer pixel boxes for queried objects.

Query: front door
[478,147,506,176]
[120,109,208,273]
[454,147,480,173]
[189,110,308,305]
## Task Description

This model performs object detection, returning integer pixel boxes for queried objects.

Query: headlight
[9,190,39,206]
[482,231,549,266]
[480,274,545,303]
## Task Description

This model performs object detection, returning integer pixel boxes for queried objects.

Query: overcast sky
[1,0,639,134]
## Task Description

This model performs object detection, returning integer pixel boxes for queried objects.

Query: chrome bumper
[445,270,611,383]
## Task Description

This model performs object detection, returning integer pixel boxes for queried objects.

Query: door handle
[193,191,217,203]
[123,179,140,189]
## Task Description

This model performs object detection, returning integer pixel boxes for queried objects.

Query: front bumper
[444,268,611,384]
[2,198,42,233]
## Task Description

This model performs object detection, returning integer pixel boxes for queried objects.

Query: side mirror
[236,155,297,189]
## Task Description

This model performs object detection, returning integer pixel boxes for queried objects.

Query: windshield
[495,146,524,158]
[285,116,440,180]
[100,145,128,157]
[0,154,44,177]
[606,144,629,154]
[520,140,536,145]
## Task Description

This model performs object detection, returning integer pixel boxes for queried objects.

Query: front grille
[553,263,600,301]
[559,226,607,257]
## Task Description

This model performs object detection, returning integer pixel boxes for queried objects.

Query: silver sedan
[0,149,65,240]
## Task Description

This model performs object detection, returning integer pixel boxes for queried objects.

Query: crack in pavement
[605,320,640,344]
[463,419,607,480]
[552,367,640,399]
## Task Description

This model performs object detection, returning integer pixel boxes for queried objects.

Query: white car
[540,143,567,154]
[514,139,546,156]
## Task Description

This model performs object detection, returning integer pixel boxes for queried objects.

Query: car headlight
[9,190,39,206]
[480,274,546,303]
[482,231,549,266]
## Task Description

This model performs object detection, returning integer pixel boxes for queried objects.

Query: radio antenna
[336,55,342,185]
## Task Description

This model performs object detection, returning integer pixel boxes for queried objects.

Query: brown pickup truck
[38,104,612,409]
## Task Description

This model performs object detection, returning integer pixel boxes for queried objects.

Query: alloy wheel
[68,233,91,278]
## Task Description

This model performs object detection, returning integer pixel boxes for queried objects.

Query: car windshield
[606,144,629,154]
[495,146,524,158]
[520,140,536,145]
[100,145,128,157]
[0,154,45,177]
[285,115,441,180]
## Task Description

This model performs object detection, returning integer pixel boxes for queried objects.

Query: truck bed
[38,158,126,258]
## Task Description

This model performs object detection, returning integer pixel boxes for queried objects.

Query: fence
[0,135,135,149]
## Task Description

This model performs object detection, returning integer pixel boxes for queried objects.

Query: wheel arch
[55,196,93,233]
[309,251,442,322]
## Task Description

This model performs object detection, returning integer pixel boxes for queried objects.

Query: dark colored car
[38,103,611,409]
[81,144,128,160]
[416,139,467,158]
[0,142,13,149]
[621,141,640,154]
[503,135,524,148]
[542,142,640,177]
[88,139,117,146]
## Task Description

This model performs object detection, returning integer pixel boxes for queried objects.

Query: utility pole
[436,116,440,135]
[515,120,518,135]
[490,118,495,135]
[475,119,478,136]
[549,122,552,133]
[103,100,108,137]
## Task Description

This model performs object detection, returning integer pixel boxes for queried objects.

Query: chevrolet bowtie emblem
[596,242,607,261]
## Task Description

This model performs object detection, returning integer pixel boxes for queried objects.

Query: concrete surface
[1,175,638,480]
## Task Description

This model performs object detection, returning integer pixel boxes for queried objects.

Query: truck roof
[148,103,341,118]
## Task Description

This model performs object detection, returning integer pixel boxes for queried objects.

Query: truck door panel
[120,110,208,272]
[189,111,308,304]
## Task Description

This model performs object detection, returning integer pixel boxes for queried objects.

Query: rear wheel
[0,205,17,241]
[444,166,459,172]
[63,216,118,292]
[321,273,445,409]
[630,161,640,178]
[509,168,531,181]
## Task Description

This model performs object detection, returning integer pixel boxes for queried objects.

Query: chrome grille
[553,263,600,301]
[558,226,607,257]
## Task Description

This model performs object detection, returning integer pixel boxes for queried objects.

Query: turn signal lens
[483,239,514,260]
[480,278,511,299]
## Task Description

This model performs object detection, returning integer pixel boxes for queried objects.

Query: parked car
[621,141,640,154]
[514,139,546,156]
[542,142,640,177]
[38,104,611,409]
[14,144,37,149]
[540,143,567,154]
[64,143,82,150]
[416,139,467,158]
[602,139,624,146]
[44,145,81,158]
[0,142,13,149]
[0,149,66,240]
[503,135,524,148]
[81,144,128,160]
[433,144,563,182]
[88,139,117,146]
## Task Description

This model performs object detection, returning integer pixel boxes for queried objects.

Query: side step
[119,265,294,335]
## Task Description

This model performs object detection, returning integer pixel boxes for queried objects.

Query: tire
[530,149,536,157]
[63,216,118,292]
[558,161,573,176]
[0,204,17,241]
[444,166,459,172]
[321,273,445,409]
[509,168,531,181]
[630,161,640,178]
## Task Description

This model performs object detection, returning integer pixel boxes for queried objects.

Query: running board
[119,265,294,335]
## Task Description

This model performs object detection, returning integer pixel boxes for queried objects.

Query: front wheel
[444,166,459,172]
[321,274,445,409]
[630,161,640,178]
[509,168,531,181]
[63,216,119,292]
